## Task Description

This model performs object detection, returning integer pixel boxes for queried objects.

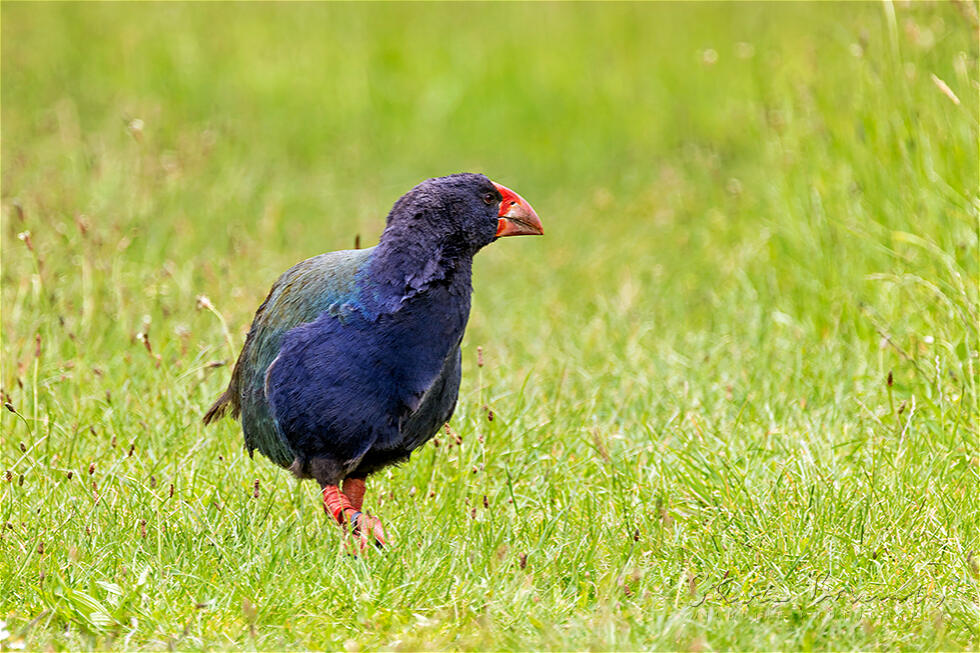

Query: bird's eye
[482,192,496,206]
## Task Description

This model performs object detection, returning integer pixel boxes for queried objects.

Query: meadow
[1,2,977,650]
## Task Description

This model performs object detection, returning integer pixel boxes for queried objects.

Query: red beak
[492,182,544,237]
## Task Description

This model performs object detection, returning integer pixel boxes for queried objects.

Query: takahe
[204,173,542,546]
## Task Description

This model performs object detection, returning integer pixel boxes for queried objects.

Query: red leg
[342,477,366,511]
[322,484,354,524]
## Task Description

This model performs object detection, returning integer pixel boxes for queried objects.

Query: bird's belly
[348,347,461,477]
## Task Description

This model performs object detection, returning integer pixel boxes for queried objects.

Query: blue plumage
[204,173,542,541]
[264,249,471,477]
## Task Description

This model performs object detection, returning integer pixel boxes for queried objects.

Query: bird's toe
[350,512,387,549]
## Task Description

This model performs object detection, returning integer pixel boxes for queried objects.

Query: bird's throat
[369,237,475,313]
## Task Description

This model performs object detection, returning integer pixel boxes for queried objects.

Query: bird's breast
[377,287,468,400]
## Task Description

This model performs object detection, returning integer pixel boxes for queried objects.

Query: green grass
[1,2,977,650]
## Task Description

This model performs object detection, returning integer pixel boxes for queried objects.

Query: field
[1,2,978,650]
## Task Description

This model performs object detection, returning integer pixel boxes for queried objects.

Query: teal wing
[204,247,374,466]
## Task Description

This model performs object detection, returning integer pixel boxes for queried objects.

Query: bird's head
[384,173,543,254]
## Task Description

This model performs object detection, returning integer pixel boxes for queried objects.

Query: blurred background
[1,2,977,649]
[3,2,975,345]
[3,1,975,420]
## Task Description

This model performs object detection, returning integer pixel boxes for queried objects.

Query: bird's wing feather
[220,247,374,465]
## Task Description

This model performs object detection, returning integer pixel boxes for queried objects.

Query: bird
[203,173,543,547]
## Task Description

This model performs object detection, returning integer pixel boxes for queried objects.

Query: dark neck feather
[365,224,474,314]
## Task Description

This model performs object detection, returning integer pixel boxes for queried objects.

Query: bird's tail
[203,390,233,425]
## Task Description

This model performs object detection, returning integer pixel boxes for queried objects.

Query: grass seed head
[127,118,144,141]
[17,231,33,252]
[930,73,961,105]
[75,213,90,236]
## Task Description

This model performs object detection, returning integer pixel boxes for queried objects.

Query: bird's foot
[322,484,386,551]
[346,510,387,549]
